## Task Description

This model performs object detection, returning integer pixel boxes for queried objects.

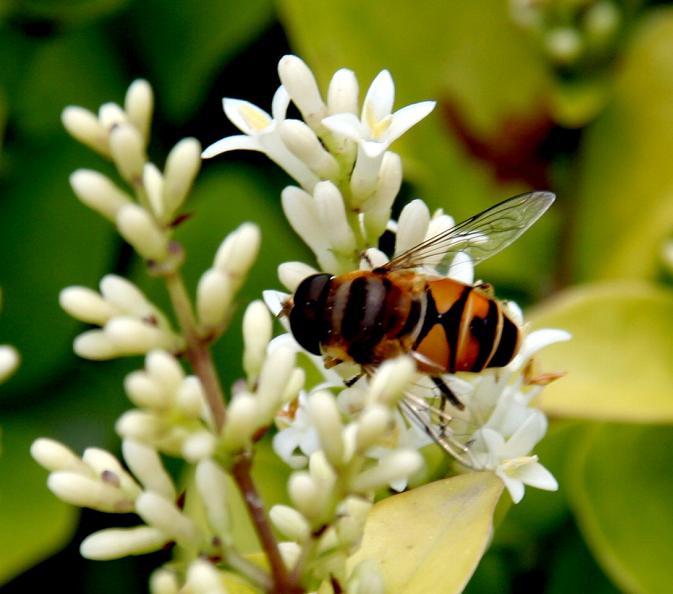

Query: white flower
[322,70,435,159]
[202,87,319,190]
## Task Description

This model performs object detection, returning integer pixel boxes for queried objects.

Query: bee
[285,191,554,452]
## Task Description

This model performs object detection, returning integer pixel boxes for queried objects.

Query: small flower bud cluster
[116,350,213,461]
[196,223,261,333]
[220,310,304,453]
[64,79,201,265]
[268,357,423,588]
[203,55,435,273]
[60,275,182,360]
[31,437,215,560]
[509,0,622,67]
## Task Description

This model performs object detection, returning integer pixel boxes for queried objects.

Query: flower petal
[201,135,262,158]
[447,252,474,284]
[496,468,525,503]
[362,70,395,124]
[322,112,366,140]
[383,101,436,145]
[271,86,291,121]
[223,98,272,135]
[502,410,547,457]
[516,461,558,491]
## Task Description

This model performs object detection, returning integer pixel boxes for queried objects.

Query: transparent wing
[385,191,555,274]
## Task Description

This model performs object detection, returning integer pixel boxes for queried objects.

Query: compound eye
[289,274,331,355]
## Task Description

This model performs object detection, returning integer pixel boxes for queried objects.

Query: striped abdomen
[412,278,520,373]
[288,272,520,374]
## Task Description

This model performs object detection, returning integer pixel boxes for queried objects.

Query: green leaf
[5,0,130,26]
[349,472,503,594]
[128,0,274,122]
[568,424,673,594]
[0,416,77,584]
[529,281,673,423]
[573,9,673,281]
[0,139,118,398]
[14,27,126,138]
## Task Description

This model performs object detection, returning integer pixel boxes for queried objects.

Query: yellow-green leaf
[568,424,673,594]
[573,9,673,281]
[529,281,673,423]
[349,472,503,594]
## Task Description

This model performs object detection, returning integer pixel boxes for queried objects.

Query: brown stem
[162,265,301,592]
[163,271,226,431]
[231,454,303,594]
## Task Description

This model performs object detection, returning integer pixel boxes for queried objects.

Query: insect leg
[431,376,465,410]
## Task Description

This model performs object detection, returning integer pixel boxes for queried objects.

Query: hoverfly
[285,191,554,459]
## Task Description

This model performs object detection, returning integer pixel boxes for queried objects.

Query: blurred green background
[1,0,673,592]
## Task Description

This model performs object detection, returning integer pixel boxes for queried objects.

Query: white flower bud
[328,68,359,115]
[109,123,146,184]
[74,330,120,360]
[256,347,296,420]
[99,275,150,315]
[278,55,327,129]
[314,181,357,255]
[80,526,167,560]
[146,350,184,392]
[122,439,175,500]
[281,186,325,255]
[116,204,169,261]
[47,471,134,512]
[242,300,272,383]
[308,451,337,491]
[196,268,233,328]
[186,560,227,594]
[60,286,118,325]
[135,491,199,547]
[278,120,339,178]
[69,169,133,222]
[288,471,322,522]
[349,559,385,594]
[143,163,164,218]
[150,568,179,594]
[124,79,153,143]
[281,368,305,404]
[116,410,163,441]
[124,371,169,409]
[176,377,205,418]
[213,223,261,281]
[336,496,372,546]
[278,541,302,569]
[277,261,318,292]
[367,356,416,405]
[307,391,344,467]
[363,151,402,241]
[0,345,19,383]
[195,459,230,538]
[31,438,85,472]
[98,102,127,130]
[104,316,177,354]
[395,199,430,256]
[162,138,201,219]
[350,147,384,207]
[61,106,109,156]
[221,393,259,451]
[181,431,216,462]
[351,449,422,493]
[355,404,392,451]
[270,504,310,542]
[82,447,141,497]
[545,27,583,64]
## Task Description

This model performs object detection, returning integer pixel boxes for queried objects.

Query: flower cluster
[207,55,568,503]
[204,55,435,273]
